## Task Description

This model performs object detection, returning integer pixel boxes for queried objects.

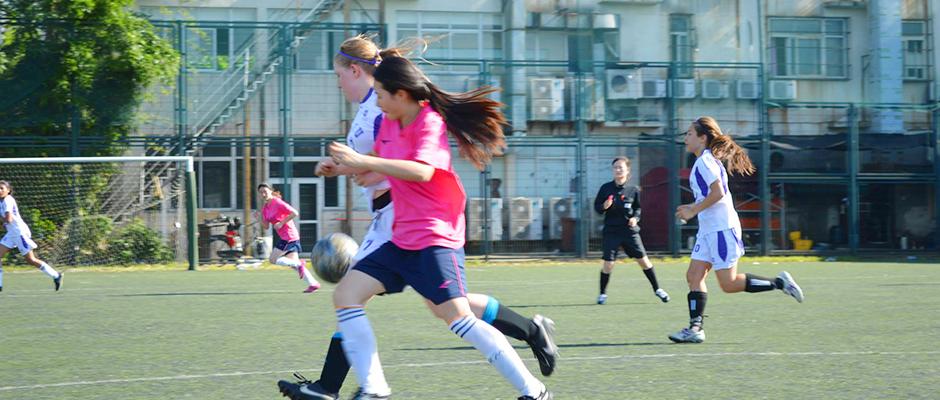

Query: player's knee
[718,280,737,293]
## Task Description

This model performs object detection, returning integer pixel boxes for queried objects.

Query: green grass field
[2,259,939,399]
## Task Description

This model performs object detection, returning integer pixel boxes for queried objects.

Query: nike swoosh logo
[439,280,453,289]
[380,139,391,144]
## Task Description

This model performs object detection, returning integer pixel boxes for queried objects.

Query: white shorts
[1,232,37,255]
[691,227,745,270]
[353,202,394,262]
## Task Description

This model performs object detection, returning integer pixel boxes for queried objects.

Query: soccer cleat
[518,388,553,400]
[303,283,320,294]
[668,327,705,343]
[778,271,804,303]
[0,286,3,292]
[350,388,390,399]
[53,273,63,291]
[277,373,338,400]
[529,314,558,376]
[596,294,607,305]
[654,288,670,303]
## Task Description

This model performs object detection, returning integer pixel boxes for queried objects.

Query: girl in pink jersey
[668,117,804,344]
[324,51,551,400]
[276,37,556,400]
[258,184,320,293]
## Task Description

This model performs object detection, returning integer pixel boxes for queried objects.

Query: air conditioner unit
[736,80,760,99]
[546,197,574,239]
[467,198,503,240]
[530,78,565,121]
[768,80,797,100]
[606,69,642,100]
[641,79,667,98]
[567,78,605,121]
[507,197,544,240]
[701,79,729,99]
[671,79,696,99]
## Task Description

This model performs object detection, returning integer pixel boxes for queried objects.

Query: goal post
[0,156,198,270]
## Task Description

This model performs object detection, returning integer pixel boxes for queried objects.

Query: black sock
[318,335,349,394]
[642,267,660,291]
[688,291,707,328]
[491,303,535,343]
[744,273,781,293]
[600,271,611,295]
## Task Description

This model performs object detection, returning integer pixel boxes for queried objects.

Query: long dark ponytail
[373,52,506,170]
[692,116,755,176]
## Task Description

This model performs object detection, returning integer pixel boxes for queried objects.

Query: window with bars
[670,14,693,78]
[903,20,928,81]
[396,11,503,69]
[769,17,848,79]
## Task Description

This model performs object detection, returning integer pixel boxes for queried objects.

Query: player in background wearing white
[0,180,62,292]
[258,184,321,293]
[276,36,557,400]
[593,156,670,305]
[669,117,804,344]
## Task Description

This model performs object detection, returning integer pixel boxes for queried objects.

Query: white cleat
[668,327,705,343]
[596,294,607,305]
[654,288,670,303]
[778,271,804,303]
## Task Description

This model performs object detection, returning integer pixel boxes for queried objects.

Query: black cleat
[0,286,3,292]
[350,388,390,399]
[277,373,338,400]
[53,273,63,291]
[528,314,558,376]
[518,388,553,400]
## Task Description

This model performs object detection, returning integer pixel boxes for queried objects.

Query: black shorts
[601,228,646,260]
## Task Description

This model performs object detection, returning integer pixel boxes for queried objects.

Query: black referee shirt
[593,181,641,230]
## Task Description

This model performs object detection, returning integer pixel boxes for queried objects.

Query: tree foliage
[0,0,179,157]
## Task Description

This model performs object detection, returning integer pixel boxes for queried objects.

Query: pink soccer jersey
[262,197,300,242]
[374,104,466,250]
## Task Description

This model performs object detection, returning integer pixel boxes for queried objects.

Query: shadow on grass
[115,291,284,297]
[397,341,707,352]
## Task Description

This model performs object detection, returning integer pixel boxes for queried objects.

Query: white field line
[2,350,938,392]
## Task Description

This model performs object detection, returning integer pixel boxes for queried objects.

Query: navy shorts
[274,237,302,254]
[352,242,468,305]
[601,227,647,261]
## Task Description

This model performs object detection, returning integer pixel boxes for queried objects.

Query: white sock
[39,262,60,279]
[450,315,544,397]
[337,307,390,396]
[275,257,318,286]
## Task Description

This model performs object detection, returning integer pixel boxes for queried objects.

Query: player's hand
[628,217,638,227]
[316,158,339,177]
[329,142,366,168]
[675,204,696,221]
[603,194,614,210]
[353,171,386,187]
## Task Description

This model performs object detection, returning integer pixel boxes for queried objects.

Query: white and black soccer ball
[310,233,359,284]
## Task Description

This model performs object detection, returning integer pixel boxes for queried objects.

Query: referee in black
[593,156,670,305]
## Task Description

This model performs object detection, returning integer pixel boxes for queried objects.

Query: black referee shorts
[601,227,647,261]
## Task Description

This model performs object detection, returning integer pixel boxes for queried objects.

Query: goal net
[0,157,195,268]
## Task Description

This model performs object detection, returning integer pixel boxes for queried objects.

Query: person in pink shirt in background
[326,50,552,400]
[258,183,320,293]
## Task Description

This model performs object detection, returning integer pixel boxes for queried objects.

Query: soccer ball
[311,233,359,284]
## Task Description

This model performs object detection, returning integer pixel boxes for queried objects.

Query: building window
[185,27,254,71]
[670,14,693,78]
[903,20,928,81]
[396,11,503,66]
[769,17,848,78]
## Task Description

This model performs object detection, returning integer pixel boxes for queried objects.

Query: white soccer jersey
[0,195,31,237]
[690,149,740,234]
[346,88,390,202]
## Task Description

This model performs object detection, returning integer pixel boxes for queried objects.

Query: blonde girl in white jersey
[0,180,62,292]
[668,117,803,344]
